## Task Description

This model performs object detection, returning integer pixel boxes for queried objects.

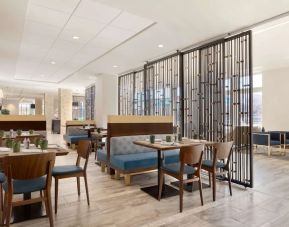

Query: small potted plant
[29,129,34,135]
[0,130,4,138]
[35,137,41,147]
[16,129,22,136]
[12,141,21,153]
[1,109,10,115]
[5,138,13,148]
[96,128,101,134]
[40,139,48,152]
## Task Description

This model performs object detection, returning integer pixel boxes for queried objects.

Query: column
[58,88,72,134]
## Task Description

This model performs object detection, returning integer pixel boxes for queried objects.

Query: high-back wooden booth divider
[0,115,46,131]
[106,115,173,173]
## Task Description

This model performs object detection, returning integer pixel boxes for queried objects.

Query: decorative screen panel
[133,70,145,115]
[182,31,252,187]
[85,85,95,120]
[119,72,134,115]
[145,55,181,128]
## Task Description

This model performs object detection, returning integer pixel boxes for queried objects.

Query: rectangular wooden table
[0,147,69,223]
[134,139,214,199]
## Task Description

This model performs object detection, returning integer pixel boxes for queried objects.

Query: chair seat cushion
[111,152,157,171]
[0,172,6,183]
[4,177,46,194]
[162,163,196,175]
[202,160,225,169]
[52,165,83,176]
[270,140,281,146]
[97,149,107,162]
[63,135,89,144]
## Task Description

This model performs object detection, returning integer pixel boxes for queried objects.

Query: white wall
[263,67,289,131]
[58,88,72,134]
[3,100,19,115]
[94,74,118,128]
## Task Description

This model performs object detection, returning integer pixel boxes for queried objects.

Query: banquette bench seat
[63,127,90,146]
[97,135,179,185]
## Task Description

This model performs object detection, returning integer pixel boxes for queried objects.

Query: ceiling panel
[26,4,70,28]
[110,11,153,31]
[29,0,80,14]
[74,1,121,23]
[65,16,106,36]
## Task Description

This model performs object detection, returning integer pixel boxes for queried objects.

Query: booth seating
[63,127,90,146]
[97,115,177,185]
[108,135,179,185]
[252,131,282,156]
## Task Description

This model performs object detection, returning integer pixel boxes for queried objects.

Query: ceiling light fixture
[72,36,80,40]
[158,44,164,48]
[113,65,118,68]
[50,61,56,65]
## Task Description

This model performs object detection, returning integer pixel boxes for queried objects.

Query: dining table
[0,145,69,223]
[134,139,214,199]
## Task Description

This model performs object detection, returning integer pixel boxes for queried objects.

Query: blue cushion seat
[202,160,225,169]
[270,140,281,146]
[111,152,157,171]
[97,149,107,162]
[63,135,90,144]
[162,163,196,175]
[0,172,6,183]
[52,165,83,176]
[4,177,46,194]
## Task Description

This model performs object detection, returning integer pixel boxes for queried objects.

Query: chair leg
[0,184,3,211]
[40,190,43,198]
[158,171,164,201]
[100,163,105,172]
[54,178,58,214]
[84,174,90,206]
[124,175,131,186]
[5,192,12,227]
[212,171,216,202]
[2,192,7,226]
[208,172,211,187]
[77,177,80,196]
[228,171,232,196]
[179,178,183,213]
[44,190,54,227]
[198,178,204,206]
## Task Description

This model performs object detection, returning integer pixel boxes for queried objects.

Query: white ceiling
[1,0,289,92]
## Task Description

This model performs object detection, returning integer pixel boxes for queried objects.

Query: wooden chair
[202,141,233,201]
[158,144,204,212]
[2,152,55,227]
[52,140,91,214]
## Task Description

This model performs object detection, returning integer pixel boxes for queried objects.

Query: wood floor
[12,136,289,227]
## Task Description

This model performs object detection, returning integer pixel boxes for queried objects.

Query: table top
[0,147,69,157]
[134,139,215,151]
[90,131,107,137]
[1,133,42,139]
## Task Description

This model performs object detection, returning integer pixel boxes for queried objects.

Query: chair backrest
[180,144,204,166]
[213,141,233,160]
[3,152,56,180]
[76,140,91,170]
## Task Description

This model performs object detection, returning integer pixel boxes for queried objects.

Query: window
[72,96,85,120]
[19,103,33,115]
[253,74,262,127]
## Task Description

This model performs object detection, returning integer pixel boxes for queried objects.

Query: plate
[0,147,10,152]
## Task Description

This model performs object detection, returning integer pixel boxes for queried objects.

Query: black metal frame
[118,31,253,188]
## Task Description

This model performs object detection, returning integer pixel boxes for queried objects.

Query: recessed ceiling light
[113,65,118,68]
[50,61,56,65]
[158,44,164,48]
[72,36,80,40]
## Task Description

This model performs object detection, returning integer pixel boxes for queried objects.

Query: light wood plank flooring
[12,135,289,227]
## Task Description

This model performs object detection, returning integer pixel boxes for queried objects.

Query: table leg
[141,149,178,199]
